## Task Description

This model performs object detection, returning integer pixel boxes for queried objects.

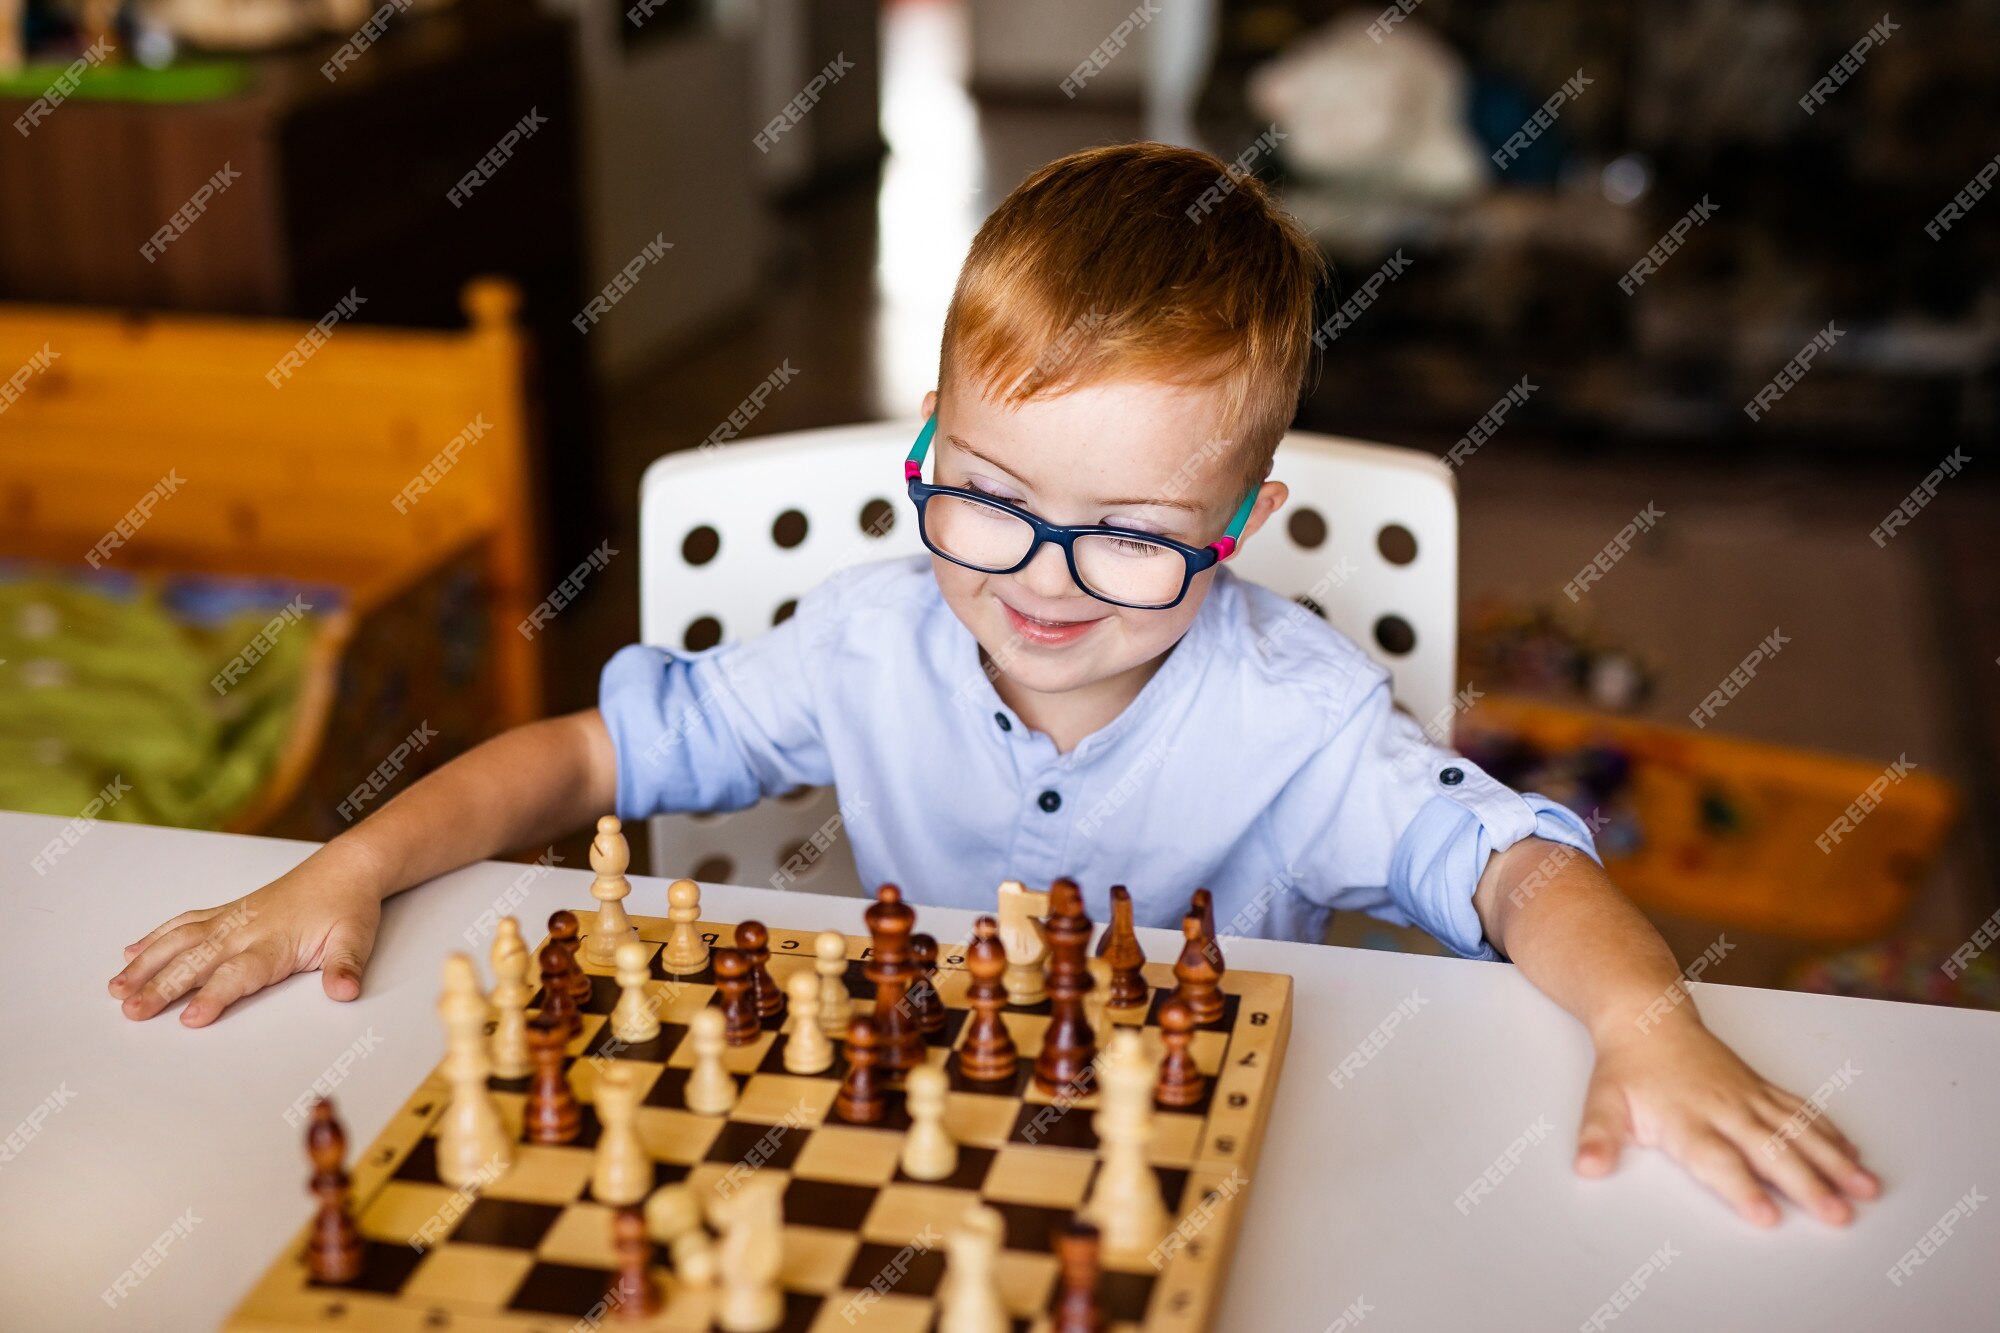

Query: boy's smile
[918,378,1287,751]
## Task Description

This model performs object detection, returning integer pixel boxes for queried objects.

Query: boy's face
[918,378,1285,701]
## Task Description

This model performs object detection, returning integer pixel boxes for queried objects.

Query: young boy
[110,142,1876,1229]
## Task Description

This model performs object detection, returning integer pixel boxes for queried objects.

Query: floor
[541,0,1998,1000]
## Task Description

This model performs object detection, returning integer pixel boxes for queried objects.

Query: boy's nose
[1016,541,1083,601]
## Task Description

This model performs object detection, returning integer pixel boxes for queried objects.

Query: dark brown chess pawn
[713,948,762,1045]
[1095,884,1149,1009]
[908,932,946,1037]
[1170,912,1225,1025]
[1053,1219,1105,1333]
[1154,996,1205,1108]
[735,920,785,1019]
[834,1014,885,1124]
[1190,887,1224,977]
[958,917,1017,1082]
[304,1098,363,1283]
[537,940,580,1041]
[609,1205,660,1318]
[1033,878,1096,1096]
[548,910,592,1007]
[525,1014,581,1144]
[864,884,925,1072]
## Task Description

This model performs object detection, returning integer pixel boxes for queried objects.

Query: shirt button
[1439,767,1465,786]
[1038,790,1062,813]
[994,712,1012,732]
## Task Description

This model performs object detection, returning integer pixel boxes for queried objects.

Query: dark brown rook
[525,1014,581,1144]
[1170,911,1225,1025]
[1154,996,1205,1108]
[1095,884,1149,1009]
[909,932,946,1036]
[735,920,785,1019]
[548,910,592,1006]
[537,940,580,1040]
[834,1014,886,1124]
[958,916,1018,1082]
[865,884,925,1072]
[610,1206,661,1318]
[1033,877,1096,1096]
[1190,887,1224,977]
[304,1098,363,1284]
[1053,1219,1105,1333]
[712,948,762,1045]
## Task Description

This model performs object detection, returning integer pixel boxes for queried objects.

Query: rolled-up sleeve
[598,579,839,822]
[1280,670,1601,960]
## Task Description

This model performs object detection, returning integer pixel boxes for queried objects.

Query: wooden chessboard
[227,910,1294,1332]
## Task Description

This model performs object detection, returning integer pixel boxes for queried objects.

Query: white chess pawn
[661,879,710,973]
[939,1205,1008,1333]
[610,938,660,1043]
[591,1065,651,1207]
[900,1064,957,1181]
[1083,955,1112,1043]
[586,815,639,967]
[783,969,833,1075]
[437,954,512,1187]
[814,930,853,1031]
[489,918,533,1079]
[684,1007,737,1116]
[645,1183,715,1285]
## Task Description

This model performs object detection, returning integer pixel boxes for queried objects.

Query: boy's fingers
[1675,1130,1780,1227]
[1755,1103,1880,1202]
[182,942,287,1027]
[123,906,219,958]
[111,921,217,1010]
[1735,1115,1851,1225]
[320,920,377,1002]
[1575,1081,1628,1176]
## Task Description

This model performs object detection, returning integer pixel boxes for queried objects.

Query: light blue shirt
[600,554,1598,955]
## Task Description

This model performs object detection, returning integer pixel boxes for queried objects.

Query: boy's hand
[107,841,386,1027]
[1578,1012,1881,1226]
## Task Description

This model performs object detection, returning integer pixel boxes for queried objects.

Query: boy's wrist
[317,831,400,901]
[1587,990,1704,1050]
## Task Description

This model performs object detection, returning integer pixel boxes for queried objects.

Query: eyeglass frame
[902,412,1258,611]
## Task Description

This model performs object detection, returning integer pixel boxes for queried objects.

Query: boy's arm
[1471,837,1880,1225]
[109,709,616,1027]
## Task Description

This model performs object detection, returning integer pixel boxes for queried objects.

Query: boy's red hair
[939,141,1327,497]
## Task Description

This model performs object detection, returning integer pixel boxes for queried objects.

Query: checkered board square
[227,911,1293,1332]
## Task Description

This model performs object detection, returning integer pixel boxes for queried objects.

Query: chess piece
[609,1205,662,1319]
[1033,878,1096,1096]
[586,816,639,967]
[437,953,513,1187]
[304,1098,363,1284]
[1154,995,1205,1107]
[909,932,946,1036]
[865,884,925,1072]
[713,1175,784,1332]
[998,879,1051,1005]
[525,1013,581,1143]
[713,948,762,1045]
[958,916,1018,1083]
[685,1007,738,1116]
[489,918,533,1079]
[1095,884,1150,1008]
[592,1065,652,1207]
[549,910,592,1006]
[537,939,580,1041]
[661,878,710,973]
[900,1065,957,1181]
[1083,956,1113,1042]
[814,929,853,1031]
[783,969,833,1074]
[1191,886,1221,971]
[1170,912,1225,1025]
[1080,1030,1169,1256]
[939,1204,1008,1333]
[834,1014,885,1124]
[1053,1219,1105,1333]
[735,920,785,1019]
[610,939,660,1044]
[645,1183,716,1285]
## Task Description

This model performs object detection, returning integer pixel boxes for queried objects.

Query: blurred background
[2,0,1994,1008]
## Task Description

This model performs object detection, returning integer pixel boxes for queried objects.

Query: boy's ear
[1238,479,1290,546]
[920,390,938,419]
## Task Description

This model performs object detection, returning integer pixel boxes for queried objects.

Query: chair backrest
[638,419,1457,891]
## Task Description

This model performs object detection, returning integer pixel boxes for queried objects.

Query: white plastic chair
[638,419,1457,895]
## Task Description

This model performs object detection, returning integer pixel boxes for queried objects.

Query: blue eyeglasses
[902,413,1257,611]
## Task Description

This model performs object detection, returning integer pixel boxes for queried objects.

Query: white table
[3,812,1995,1332]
